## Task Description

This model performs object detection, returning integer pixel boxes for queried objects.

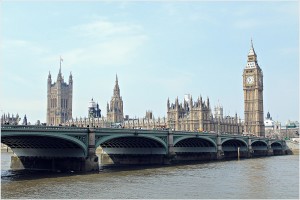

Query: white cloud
[278,47,298,56]
[233,19,262,29]
[72,19,143,39]
[46,19,149,69]
[1,39,48,55]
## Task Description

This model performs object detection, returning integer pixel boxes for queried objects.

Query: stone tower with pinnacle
[46,58,73,126]
[107,74,124,123]
[243,40,265,136]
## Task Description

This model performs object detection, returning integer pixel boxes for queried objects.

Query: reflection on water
[1,152,299,199]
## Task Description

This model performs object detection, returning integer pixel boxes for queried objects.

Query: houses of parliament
[47,41,265,137]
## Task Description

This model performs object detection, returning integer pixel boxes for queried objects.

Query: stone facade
[167,95,242,133]
[243,40,265,136]
[65,116,111,128]
[123,111,167,129]
[46,66,73,126]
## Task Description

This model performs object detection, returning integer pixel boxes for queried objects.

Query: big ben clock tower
[243,40,265,137]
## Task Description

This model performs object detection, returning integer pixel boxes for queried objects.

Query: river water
[1,152,299,199]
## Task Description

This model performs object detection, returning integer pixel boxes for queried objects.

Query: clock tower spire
[243,40,265,137]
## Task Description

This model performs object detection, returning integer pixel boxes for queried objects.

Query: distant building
[264,112,275,130]
[167,96,242,133]
[264,112,281,138]
[214,103,223,119]
[88,98,101,118]
[243,40,265,136]
[65,75,124,128]
[285,120,299,128]
[107,75,124,123]
[65,98,110,128]
[1,113,21,125]
[123,111,167,129]
[46,62,73,126]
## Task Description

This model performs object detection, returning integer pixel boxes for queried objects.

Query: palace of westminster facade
[47,41,265,136]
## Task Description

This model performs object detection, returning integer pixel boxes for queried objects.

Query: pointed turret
[48,71,52,87]
[69,72,73,84]
[48,71,51,80]
[175,96,179,107]
[199,95,203,108]
[207,97,210,108]
[22,114,27,125]
[57,67,63,81]
[167,98,170,110]
[189,95,193,107]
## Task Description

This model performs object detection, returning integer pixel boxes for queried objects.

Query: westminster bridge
[1,125,290,172]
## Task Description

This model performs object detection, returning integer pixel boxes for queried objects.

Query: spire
[248,38,257,57]
[113,74,120,97]
[246,38,259,68]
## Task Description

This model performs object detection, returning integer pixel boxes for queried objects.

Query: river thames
[1,152,299,199]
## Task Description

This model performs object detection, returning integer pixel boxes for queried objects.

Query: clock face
[246,76,254,84]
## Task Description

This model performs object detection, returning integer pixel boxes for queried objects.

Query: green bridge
[1,125,289,172]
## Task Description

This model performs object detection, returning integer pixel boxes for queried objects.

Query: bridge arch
[96,135,168,154]
[173,136,217,148]
[251,141,268,150]
[271,142,283,149]
[222,138,248,148]
[1,132,87,157]
[221,138,248,155]
[251,140,268,146]
[271,141,283,146]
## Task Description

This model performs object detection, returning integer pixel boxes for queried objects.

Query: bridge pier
[10,156,97,172]
[267,140,274,156]
[247,137,253,158]
[85,128,99,171]
[216,134,224,160]
[165,130,176,164]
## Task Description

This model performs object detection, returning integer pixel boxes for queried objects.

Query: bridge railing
[1,125,88,132]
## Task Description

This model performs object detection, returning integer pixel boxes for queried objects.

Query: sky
[0,0,299,125]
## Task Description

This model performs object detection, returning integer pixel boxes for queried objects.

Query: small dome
[88,98,97,108]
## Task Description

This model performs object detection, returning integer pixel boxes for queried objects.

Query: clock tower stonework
[243,40,265,137]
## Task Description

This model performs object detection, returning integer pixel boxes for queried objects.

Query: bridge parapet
[1,125,88,133]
